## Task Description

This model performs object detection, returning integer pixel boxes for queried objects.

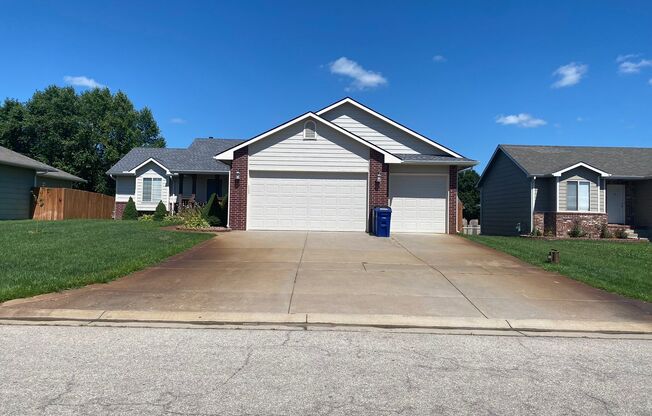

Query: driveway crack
[287,232,308,314]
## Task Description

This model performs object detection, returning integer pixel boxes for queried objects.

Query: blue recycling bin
[373,206,392,237]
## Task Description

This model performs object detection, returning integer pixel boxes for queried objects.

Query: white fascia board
[316,97,463,159]
[551,162,612,177]
[214,112,402,164]
[126,158,172,175]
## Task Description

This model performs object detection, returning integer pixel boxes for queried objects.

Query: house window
[566,181,590,211]
[142,177,162,202]
[304,120,317,140]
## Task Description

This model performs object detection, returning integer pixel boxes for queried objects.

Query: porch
[169,173,229,212]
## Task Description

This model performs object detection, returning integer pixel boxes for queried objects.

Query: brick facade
[448,166,458,234]
[533,211,607,238]
[228,147,248,230]
[368,149,389,231]
[114,202,127,219]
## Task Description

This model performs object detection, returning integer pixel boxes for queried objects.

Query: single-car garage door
[248,171,368,231]
[389,174,447,233]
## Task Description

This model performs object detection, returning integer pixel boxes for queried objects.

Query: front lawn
[0,220,213,303]
[464,235,652,302]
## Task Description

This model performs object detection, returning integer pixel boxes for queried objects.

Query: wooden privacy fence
[457,197,464,232]
[32,187,114,220]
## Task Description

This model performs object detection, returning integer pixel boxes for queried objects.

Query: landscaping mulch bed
[519,235,648,243]
[174,226,231,233]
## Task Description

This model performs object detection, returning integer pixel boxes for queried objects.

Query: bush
[122,197,138,220]
[218,195,228,227]
[567,220,586,238]
[161,214,184,226]
[179,207,210,228]
[138,214,154,222]
[600,224,613,239]
[614,228,629,239]
[202,193,221,226]
[530,228,543,237]
[153,201,167,221]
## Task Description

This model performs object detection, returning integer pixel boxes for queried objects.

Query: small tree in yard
[153,201,167,221]
[122,197,138,220]
[201,193,221,226]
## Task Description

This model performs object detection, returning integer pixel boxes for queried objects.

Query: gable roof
[214,112,403,164]
[107,138,243,175]
[316,97,464,159]
[0,145,86,183]
[480,145,652,185]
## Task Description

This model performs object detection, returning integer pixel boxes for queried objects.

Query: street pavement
[1,323,650,415]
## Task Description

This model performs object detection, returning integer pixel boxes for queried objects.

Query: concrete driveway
[3,231,651,323]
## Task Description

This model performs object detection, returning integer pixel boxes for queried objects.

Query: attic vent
[303,120,317,140]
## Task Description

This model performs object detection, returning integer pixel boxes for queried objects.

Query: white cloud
[496,113,547,128]
[432,55,447,63]
[329,57,387,90]
[551,62,588,88]
[63,75,106,89]
[616,53,640,63]
[169,117,187,124]
[618,58,652,74]
[649,78,652,86]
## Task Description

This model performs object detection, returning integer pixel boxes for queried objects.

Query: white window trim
[141,177,163,203]
[303,120,317,140]
[565,180,591,212]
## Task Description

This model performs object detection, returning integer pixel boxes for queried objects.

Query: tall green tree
[0,86,165,195]
[458,169,480,220]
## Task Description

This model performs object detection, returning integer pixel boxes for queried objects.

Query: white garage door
[248,171,368,231]
[389,174,447,233]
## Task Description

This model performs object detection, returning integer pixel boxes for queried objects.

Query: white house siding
[133,162,169,211]
[558,167,602,212]
[320,102,445,155]
[248,118,369,172]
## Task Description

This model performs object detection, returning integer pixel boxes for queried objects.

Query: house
[109,98,476,233]
[478,144,652,238]
[0,145,86,220]
[107,138,241,217]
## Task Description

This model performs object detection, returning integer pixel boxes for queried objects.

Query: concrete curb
[0,308,650,334]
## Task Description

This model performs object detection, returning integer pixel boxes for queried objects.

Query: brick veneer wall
[229,147,248,230]
[114,202,127,220]
[534,211,607,238]
[448,166,458,234]
[368,149,389,232]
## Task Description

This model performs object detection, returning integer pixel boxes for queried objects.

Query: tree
[458,169,480,220]
[0,86,165,195]
[122,197,138,220]
[202,193,222,226]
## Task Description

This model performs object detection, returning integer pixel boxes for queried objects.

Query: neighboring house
[0,145,86,220]
[109,97,477,233]
[478,144,652,238]
[107,138,242,217]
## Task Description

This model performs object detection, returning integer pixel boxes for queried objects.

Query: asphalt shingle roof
[0,145,86,182]
[106,138,243,175]
[500,144,652,178]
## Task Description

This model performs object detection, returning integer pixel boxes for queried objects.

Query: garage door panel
[389,174,447,233]
[248,171,367,231]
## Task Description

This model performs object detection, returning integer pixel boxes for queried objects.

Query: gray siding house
[478,145,652,238]
[0,146,86,220]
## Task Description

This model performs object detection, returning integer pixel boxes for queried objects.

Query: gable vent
[303,120,317,140]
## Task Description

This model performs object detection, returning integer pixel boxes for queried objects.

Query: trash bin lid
[373,206,392,212]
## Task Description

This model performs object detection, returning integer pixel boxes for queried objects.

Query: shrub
[179,207,210,228]
[122,197,138,220]
[218,195,228,226]
[614,228,629,239]
[202,193,222,226]
[153,201,167,221]
[600,224,613,239]
[138,214,154,222]
[161,214,184,226]
[567,219,586,238]
[530,228,543,237]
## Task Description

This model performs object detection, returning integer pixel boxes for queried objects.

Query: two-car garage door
[248,171,368,231]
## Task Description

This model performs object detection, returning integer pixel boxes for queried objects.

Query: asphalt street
[1,324,650,415]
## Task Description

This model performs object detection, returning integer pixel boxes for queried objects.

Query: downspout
[530,176,536,233]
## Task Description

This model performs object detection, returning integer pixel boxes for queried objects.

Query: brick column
[229,147,248,230]
[448,165,458,234]
[369,149,389,232]
[114,202,127,220]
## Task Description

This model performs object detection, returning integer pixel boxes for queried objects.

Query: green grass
[0,220,213,303]
[463,235,652,302]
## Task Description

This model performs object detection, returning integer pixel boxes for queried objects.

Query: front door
[607,184,625,224]
[206,178,219,198]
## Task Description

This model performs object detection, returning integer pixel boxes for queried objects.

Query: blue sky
[2,1,651,170]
